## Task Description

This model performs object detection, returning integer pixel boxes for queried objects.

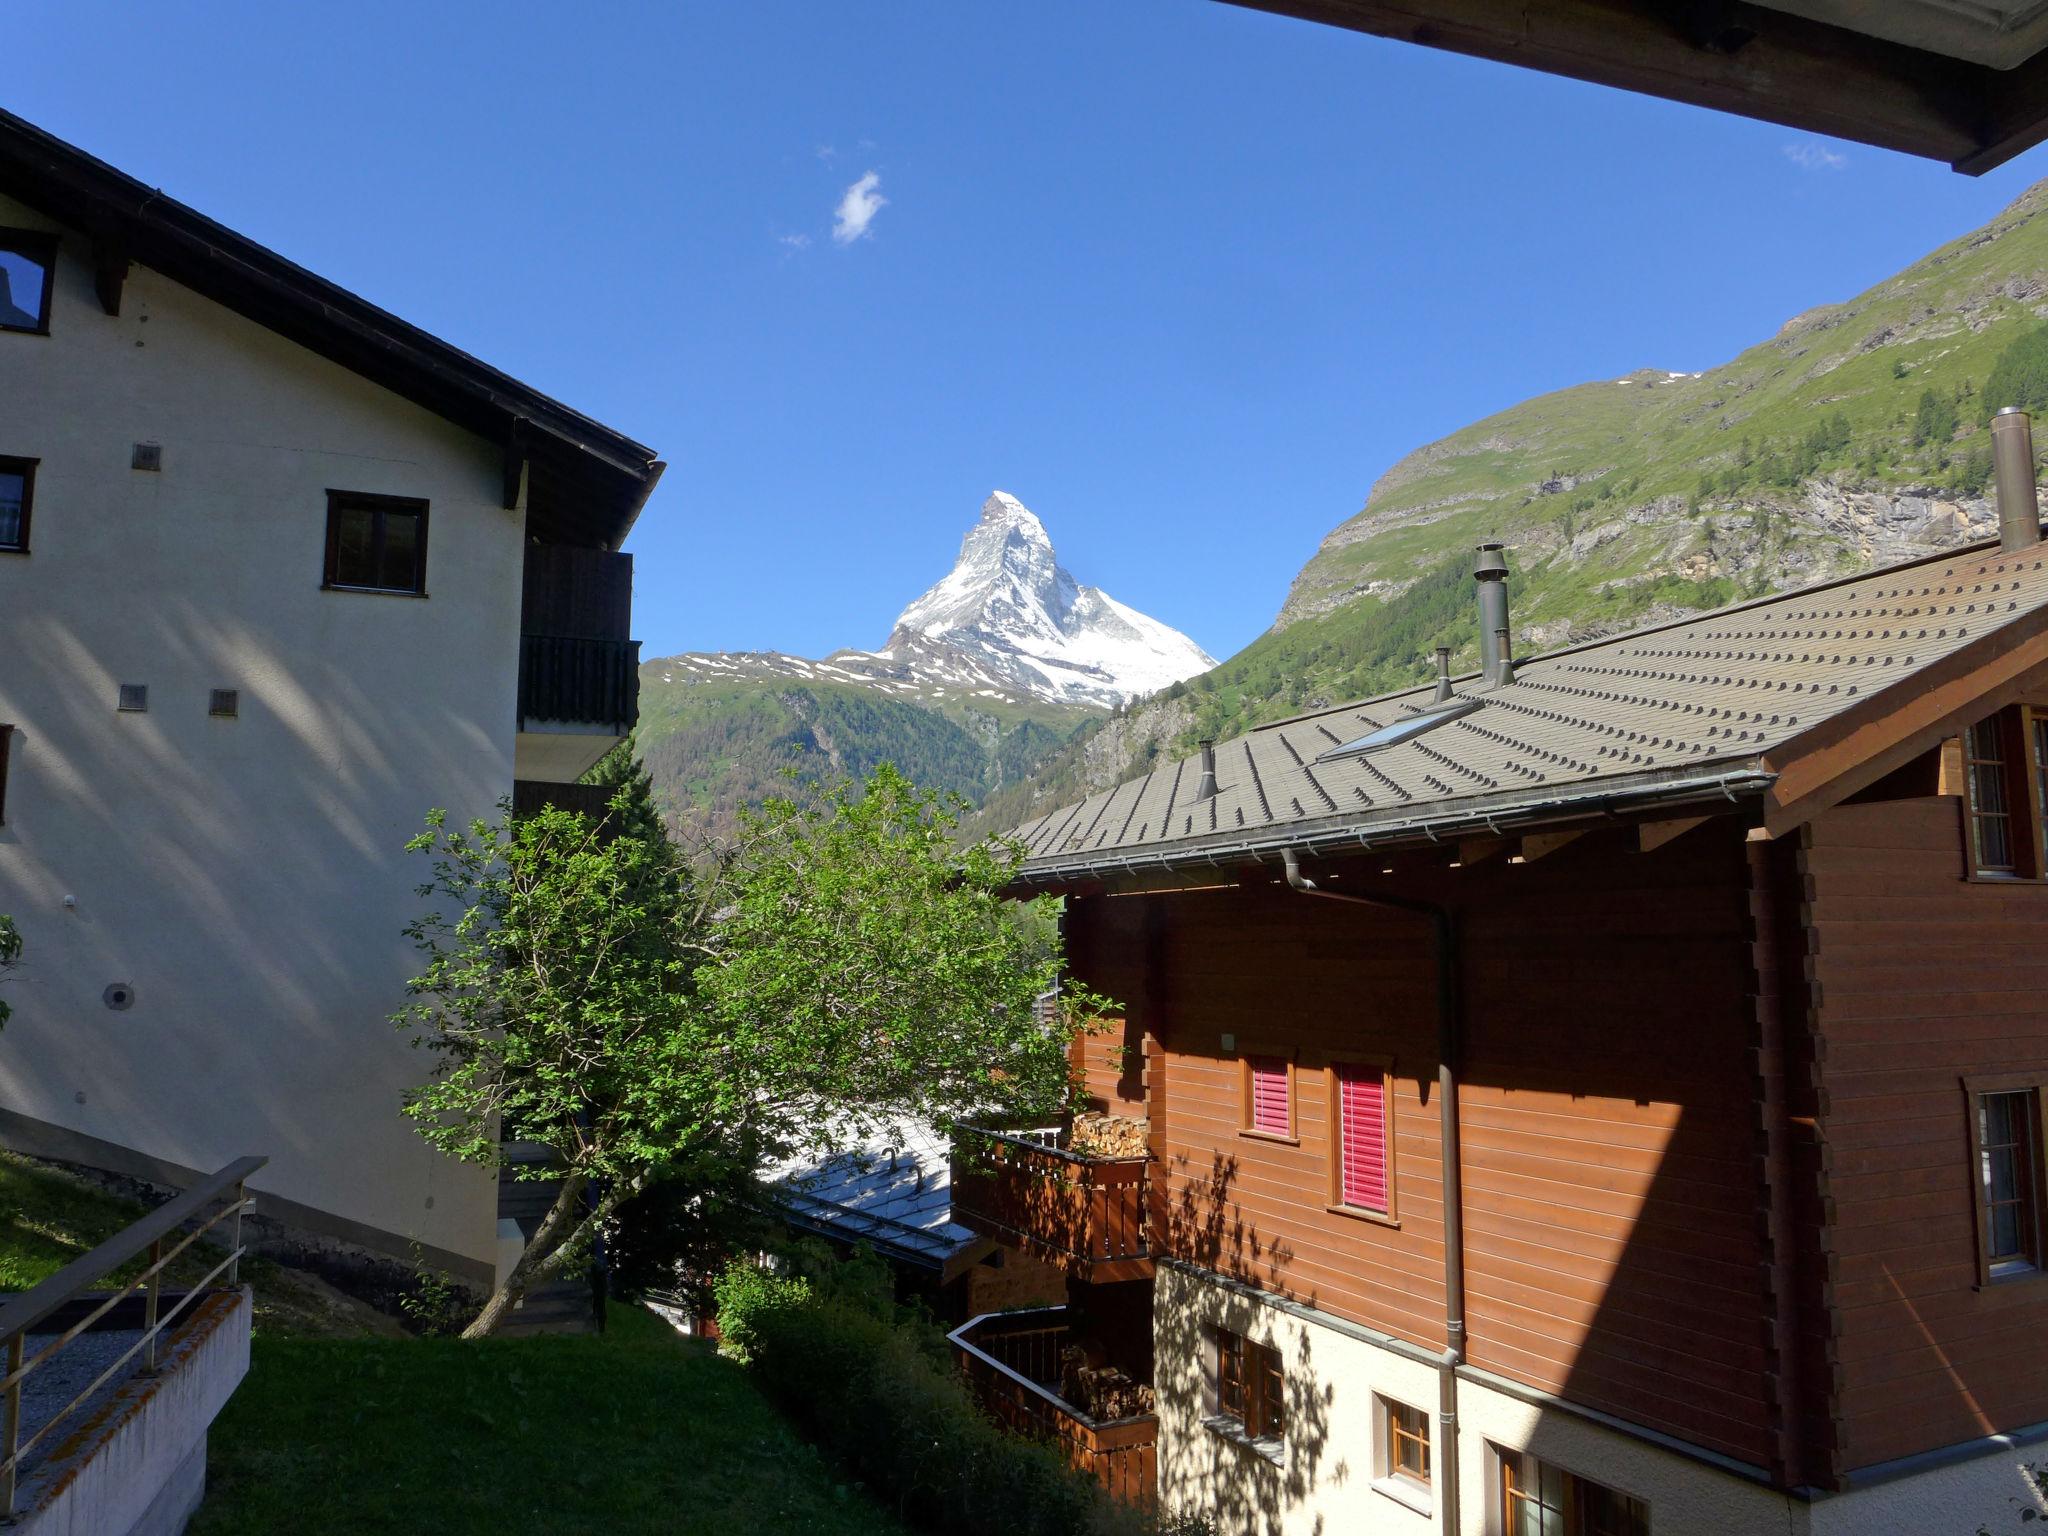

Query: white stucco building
[0,111,660,1282]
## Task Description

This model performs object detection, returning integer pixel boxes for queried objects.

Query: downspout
[1282,847,1465,1535]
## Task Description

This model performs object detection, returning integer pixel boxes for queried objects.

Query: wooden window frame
[0,228,57,337]
[321,490,430,597]
[1494,1445,1649,1536]
[1378,1394,1431,1490]
[1964,1073,2048,1288]
[0,723,12,826]
[1962,705,2048,881]
[1239,1050,1298,1144]
[1208,1326,1286,1449]
[1327,1057,1399,1226]
[0,455,36,555]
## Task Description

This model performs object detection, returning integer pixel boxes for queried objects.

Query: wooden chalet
[952,417,2048,1530]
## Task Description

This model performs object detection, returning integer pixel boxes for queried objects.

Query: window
[1961,707,2048,879]
[1382,1396,1430,1487]
[1966,714,2020,874]
[117,684,148,713]
[209,689,239,718]
[1968,1080,2046,1283]
[1331,1061,1395,1219]
[1498,1448,1648,1536]
[0,456,34,554]
[1211,1326,1285,1448]
[1242,1054,1294,1139]
[0,724,12,826]
[323,491,428,595]
[1320,697,1482,761]
[0,230,55,335]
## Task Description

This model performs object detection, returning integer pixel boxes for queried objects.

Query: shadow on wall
[1158,1152,1336,1536]
[0,591,513,1240]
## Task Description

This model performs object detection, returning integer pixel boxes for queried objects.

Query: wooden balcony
[950,1126,1152,1283]
[518,634,639,734]
[949,1307,1157,1509]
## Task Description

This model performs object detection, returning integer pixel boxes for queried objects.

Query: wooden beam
[1218,0,2014,173]
[1517,828,1583,863]
[1637,816,1708,854]
[91,240,127,317]
[1455,835,1506,866]
[503,417,529,512]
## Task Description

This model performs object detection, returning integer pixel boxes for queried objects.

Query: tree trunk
[462,1172,588,1339]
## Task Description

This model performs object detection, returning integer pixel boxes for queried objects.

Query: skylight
[1318,698,1481,761]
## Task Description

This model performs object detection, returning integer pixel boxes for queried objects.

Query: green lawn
[190,1305,915,1536]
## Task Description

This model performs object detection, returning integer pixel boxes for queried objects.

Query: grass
[189,1304,918,1536]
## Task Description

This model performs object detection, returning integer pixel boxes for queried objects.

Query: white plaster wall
[1154,1264,1814,1536]
[0,192,513,1265]
[1811,1451,2048,1536]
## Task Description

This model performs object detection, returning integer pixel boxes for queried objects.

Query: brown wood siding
[1066,825,1776,1469]
[1805,795,2048,1471]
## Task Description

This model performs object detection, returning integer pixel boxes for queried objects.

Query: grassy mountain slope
[633,663,1089,841]
[971,180,2048,837]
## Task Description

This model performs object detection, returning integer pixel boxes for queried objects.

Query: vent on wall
[131,443,162,472]
[116,684,148,712]
[209,689,238,718]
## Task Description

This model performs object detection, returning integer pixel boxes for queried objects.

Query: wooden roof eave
[1218,0,2048,175]
[0,108,662,550]
[1760,605,2048,838]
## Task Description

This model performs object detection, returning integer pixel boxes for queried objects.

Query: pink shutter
[1250,1057,1290,1135]
[1339,1069,1388,1210]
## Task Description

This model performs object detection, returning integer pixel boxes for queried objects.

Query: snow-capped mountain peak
[870,491,1215,709]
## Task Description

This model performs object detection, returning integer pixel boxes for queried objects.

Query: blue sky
[14,1,2048,663]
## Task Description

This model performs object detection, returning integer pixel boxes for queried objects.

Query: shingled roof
[1009,536,2048,885]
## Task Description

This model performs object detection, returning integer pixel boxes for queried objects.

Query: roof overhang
[1219,0,2048,175]
[0,109,663,549]
[1008,761,1775,893]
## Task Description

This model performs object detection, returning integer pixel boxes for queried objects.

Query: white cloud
[778,232,811,250]
[1783,141,1847,171]
[815,144,837,162]
[832,170,887,245]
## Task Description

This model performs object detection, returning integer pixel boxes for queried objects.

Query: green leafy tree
[0,915,19,1028]
[396,765,1108,1337]
[1985,322,2048,423]
[1917,387,1960,448]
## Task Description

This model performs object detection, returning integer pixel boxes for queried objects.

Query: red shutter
[1250,1057,1290,1135]
[1339,1068,1388,1211]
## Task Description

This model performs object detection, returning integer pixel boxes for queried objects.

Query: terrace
[947,1118,1152,1283]
[948,1306,1157,1508]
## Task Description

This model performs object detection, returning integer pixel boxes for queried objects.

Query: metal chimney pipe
[1474,542,1509,680]
[1433,646,1454,703]
[1492,628,1515,688]
[1992,407,2043,552]
[1195,739,1217,801]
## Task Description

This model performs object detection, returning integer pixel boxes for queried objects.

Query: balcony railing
[518,634,640,733]
[950,1306,1156,1508]
[950,1125,1151,1282]
[1,1157,263,1517]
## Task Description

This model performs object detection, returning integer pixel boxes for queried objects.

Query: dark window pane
[376,509,420,590]
[332,506,378,586]
[0,246,49,331]
[0,470,22,548]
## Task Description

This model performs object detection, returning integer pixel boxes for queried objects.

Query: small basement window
[0,456,34,553]
[1320,698,1481,761]
[323,491,428,596]
[0,229,55,335]
[1497,1447,1648,1536]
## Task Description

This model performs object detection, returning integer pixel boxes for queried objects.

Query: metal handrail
[0,1156,264,1517]
[947,1308,1154,1431]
